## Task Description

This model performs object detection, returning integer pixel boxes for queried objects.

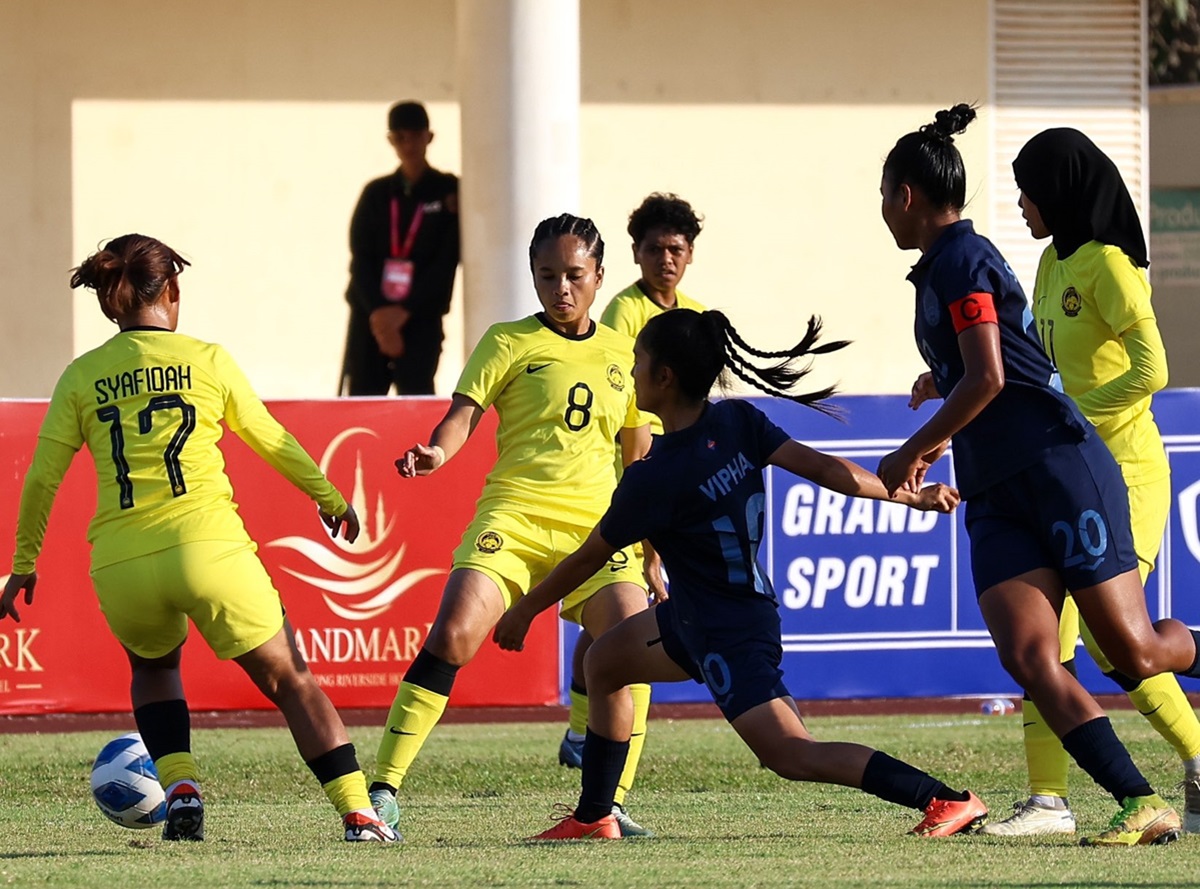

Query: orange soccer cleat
[910,791,988,837]
[527,805,622,841]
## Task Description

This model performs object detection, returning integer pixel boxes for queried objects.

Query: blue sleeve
[931,249,1000,308]
[731,400,790,467]
[598,464,670,550]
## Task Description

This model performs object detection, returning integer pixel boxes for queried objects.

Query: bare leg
[234,620,348,761]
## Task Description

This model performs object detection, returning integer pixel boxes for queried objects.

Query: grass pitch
[1,711,1197,887]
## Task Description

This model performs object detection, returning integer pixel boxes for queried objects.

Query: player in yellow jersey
[556,194,708,771]
[978,128,1200,836]
[0,234,397,844]
[600,193,708,340]
[369,214,656,838]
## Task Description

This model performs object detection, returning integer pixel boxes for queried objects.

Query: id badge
[381,258,414,302]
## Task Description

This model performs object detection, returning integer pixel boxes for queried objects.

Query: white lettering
[779,482,942,537]
[293,625,430,664]
[0,629,42,672]
[783,557,816,608]
[779,555,941,609]
[781,484,814,535]
[875,555,909,605]
[909,554,939,606]
[844,557,876,608]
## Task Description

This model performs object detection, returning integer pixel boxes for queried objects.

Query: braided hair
[882,103,977,211]
[528,213,605,268]
[637,309,849,416]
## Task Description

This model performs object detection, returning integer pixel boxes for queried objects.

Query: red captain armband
[948,292,998,334]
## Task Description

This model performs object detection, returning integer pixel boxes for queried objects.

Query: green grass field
[1,711,1197,887]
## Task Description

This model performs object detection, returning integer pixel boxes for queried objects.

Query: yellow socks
[154,751,198,790]
[613,683,650,807]
[1022,697,1071,799]
[1125,672,1200,762]
[320,770,372,817]
[568,682,589,737]
[375,681,449,790]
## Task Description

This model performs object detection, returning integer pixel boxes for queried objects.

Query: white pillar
[456,0,581,349]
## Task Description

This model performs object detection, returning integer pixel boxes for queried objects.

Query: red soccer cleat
[527,805,621,841]
[910,790,988,837]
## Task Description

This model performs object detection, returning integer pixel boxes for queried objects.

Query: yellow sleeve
[12,437,78,573]
[1074,317,1169,422]
[215,347,347,516]
[454,324,516,410]
[1092,247,1154,335]
[600,297,641,339]
[623,393,652,431]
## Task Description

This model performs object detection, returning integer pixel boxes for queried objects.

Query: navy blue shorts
[965,433,1138,596]
[654,598,791,723]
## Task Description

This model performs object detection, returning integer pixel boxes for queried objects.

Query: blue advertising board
[561,390,1200,703]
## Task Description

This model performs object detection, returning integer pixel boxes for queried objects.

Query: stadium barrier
[4,393,1200,715]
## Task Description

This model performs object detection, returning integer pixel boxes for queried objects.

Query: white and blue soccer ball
[90,733,167,829]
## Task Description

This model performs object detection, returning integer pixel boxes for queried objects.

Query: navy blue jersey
[908,220,1089,498]
[599,399,790,631]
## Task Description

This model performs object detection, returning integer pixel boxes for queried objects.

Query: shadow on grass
[0,850,129,860]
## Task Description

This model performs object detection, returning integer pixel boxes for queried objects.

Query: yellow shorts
[1059,472,1171,663]
[90,540,285,660]
[452,508,645,625]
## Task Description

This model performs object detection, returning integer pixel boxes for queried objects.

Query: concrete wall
[1149,87,1200,387]
[4,0,990,400]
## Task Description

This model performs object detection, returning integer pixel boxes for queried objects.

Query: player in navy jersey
[877,105,1200,846]
[494,308,989,840]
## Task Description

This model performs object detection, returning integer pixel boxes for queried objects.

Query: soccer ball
[90,733,166,829]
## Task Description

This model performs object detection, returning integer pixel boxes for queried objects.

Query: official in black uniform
[341,101,460,395]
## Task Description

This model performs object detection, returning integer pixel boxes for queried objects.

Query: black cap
[388,101,430,132]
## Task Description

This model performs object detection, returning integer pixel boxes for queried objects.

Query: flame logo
[265,427,444,620]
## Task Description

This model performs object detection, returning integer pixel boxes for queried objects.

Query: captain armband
[948,292,998,334]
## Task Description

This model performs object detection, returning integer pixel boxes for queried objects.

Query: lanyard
[390,198,425,259]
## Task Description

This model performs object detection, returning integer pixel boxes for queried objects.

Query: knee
[996,643,1059,691]
[581,642,625,697]
[760,739,820,782]
[423,618,482,666]
[1106,648,1158,682]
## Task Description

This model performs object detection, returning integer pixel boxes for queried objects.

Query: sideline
[0,694,1160,734]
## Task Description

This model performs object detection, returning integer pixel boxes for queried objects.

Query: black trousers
[341,308,444,396]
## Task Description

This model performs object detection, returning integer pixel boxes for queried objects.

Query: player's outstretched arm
[396,394,483,477]
[767,440,959,513]
[493,527,616,652]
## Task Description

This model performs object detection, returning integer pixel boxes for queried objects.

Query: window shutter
[990,0,1147,292]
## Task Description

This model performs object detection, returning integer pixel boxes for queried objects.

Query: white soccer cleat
[1177,776,1200,834]
[611,803,654,838]
[344,810,401,843]
[977,799,1075,836]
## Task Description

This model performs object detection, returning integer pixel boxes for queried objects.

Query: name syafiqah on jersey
[94,365,193,405]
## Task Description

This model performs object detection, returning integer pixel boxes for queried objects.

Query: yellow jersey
[455,314,646,525]
[14,328,345,572]
[601,283,707,437]
[1032,241,1169,487]
[600,282,707,340]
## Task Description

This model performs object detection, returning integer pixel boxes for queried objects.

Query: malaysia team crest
[607,364,626,391]
[475,530,503,553]
[1061,286,1082,317]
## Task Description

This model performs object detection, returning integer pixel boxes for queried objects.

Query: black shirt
[346,167,460,320]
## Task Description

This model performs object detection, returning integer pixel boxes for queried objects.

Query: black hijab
[1012,128,1148,268]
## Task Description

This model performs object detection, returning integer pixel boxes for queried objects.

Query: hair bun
[922,103,976,142]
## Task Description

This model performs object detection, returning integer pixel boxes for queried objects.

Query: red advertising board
[0,398,560,714]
